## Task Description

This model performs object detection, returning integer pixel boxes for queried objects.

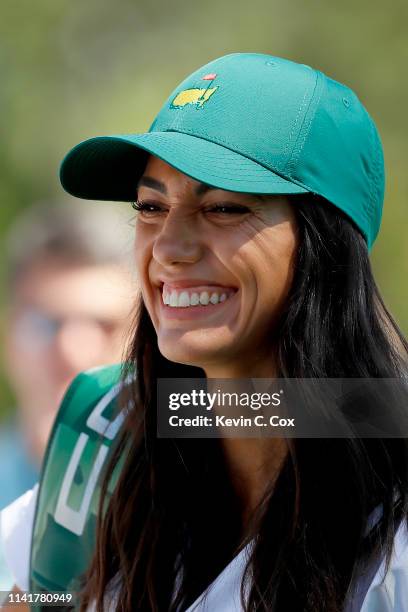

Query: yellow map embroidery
[171,87,218,109]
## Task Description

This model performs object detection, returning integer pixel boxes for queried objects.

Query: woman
[1,53,408,612]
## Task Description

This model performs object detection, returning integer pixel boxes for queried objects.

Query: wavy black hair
[81,194,408,612]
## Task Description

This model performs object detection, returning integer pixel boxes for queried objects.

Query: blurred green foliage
[0,0,407,414]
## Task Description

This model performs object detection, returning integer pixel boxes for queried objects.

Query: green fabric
[60,52,384,248]
[29,363,126,609]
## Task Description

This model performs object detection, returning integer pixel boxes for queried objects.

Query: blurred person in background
[0,200,135,511]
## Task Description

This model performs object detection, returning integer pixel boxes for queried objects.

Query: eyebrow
[136,176,264,200]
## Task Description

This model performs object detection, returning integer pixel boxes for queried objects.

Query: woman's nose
[152,210,203,266]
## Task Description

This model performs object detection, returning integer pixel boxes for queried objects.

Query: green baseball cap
[60,52,385,248]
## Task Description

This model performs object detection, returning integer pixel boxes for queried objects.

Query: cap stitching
[284,70,323,178]
[133,138,311,189]
[281,88,312,165]
[162,127,311,189]
[142,141,293,183]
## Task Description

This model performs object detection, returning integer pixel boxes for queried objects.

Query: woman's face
[134,155,298,377]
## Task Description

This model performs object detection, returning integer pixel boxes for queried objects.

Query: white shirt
[1,487,408,611]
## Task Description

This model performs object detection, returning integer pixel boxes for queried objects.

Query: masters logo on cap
[170,73,218,109]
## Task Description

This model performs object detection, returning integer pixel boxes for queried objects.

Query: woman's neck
[220,436,288,533]
[202,353,286,534]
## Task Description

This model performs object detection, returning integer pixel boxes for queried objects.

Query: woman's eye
[205,204,250,215]
[131,200,165,216]
[130,200,251,220]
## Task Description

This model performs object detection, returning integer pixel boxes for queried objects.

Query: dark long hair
[81,195,408,612]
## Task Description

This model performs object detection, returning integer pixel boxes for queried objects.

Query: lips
[156,278,236,290]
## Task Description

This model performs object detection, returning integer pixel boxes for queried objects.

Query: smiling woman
[134,156,297,377]
[1,53,408,612]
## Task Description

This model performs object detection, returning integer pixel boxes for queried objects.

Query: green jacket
[29,364,127,608]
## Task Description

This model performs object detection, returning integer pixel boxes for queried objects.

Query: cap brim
[60,131,310,200]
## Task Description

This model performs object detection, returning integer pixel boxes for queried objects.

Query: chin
[158,333,233,369]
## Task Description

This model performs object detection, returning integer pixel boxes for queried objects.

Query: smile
[162,286,235,308]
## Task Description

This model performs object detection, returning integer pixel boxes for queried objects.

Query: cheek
[266,224,296,279]
[133,230,161,328]
[262,232,297,315]
[134,229,152,284]
[237,221,297,312]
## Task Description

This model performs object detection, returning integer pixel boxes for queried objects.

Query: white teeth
[169,290,178,307]
[178,291,190,307]
[199,291,209,305]
[190,292,200,306]
[162,287,234,307]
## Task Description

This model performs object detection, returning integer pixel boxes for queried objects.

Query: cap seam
[284,70,323,179]
[163,127,311,191]
[281,81,315,169]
